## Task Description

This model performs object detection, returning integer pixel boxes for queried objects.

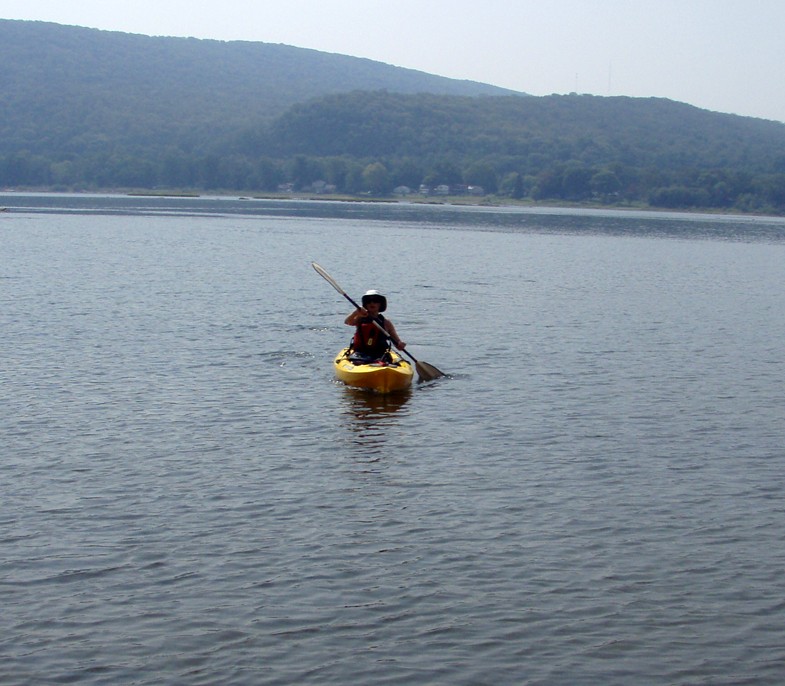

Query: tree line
[4,147,784,213]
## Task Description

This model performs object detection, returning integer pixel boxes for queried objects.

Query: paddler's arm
[385,320,406,350]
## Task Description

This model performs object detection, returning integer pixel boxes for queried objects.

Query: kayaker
[345,290,406,361]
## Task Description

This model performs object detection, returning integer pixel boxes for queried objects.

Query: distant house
[434,184,450,196]
[418,184,431,196]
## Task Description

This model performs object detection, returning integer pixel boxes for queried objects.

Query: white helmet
[361,289,387,312]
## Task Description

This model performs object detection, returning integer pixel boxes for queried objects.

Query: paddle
[312,262,446,382]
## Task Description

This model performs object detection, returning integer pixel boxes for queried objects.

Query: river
[2,193,785,685]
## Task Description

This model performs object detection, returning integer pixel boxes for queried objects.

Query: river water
[2,194,785,685]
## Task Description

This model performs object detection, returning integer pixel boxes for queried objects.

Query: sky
[3,0,785,123]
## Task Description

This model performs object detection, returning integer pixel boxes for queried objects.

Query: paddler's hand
[395,339,406,350]
[345,307,369,326]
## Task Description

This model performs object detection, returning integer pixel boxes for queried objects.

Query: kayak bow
[333,348,413,393]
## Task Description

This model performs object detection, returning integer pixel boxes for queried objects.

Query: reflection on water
[339,387,411,457]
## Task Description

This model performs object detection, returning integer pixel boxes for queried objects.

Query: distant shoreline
[2,187,784,219]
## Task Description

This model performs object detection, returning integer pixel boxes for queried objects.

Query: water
[2,194,785,685]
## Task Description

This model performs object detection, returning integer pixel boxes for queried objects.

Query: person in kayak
[345,290,406,361]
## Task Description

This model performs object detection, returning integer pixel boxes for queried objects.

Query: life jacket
[351,315,390,358]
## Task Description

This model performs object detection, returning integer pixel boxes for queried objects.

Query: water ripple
[3,201,785,685]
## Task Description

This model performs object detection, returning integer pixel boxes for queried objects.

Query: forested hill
[0,19,516,156]
[2,20,785,213]
[255,91,785,212]
[265,90,785,170]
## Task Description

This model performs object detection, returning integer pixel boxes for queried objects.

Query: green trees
[0,151,51,186]
[4,144,785,214]
[590,169,622,200]
[362,162,390,195]
[464,161,498,193]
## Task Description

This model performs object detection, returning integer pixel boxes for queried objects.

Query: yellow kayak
[333,348,414,393]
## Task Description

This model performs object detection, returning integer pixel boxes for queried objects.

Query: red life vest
[352,315,390,358]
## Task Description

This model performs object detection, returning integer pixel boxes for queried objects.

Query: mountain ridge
[0,19,519,156]
[2,19,785,212]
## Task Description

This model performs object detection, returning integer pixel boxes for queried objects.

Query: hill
[2,20,785,213]
[258,90,785,210]
[266,90,785,170]
[0,19,516,157]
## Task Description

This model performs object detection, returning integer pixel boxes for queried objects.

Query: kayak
[333,348,414,393]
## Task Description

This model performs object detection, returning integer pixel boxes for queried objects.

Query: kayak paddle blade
[415,360,446,382]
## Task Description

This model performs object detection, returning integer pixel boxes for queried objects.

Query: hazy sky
[4,0,784,123]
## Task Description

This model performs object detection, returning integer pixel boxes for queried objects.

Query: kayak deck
[333,348,413,393]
